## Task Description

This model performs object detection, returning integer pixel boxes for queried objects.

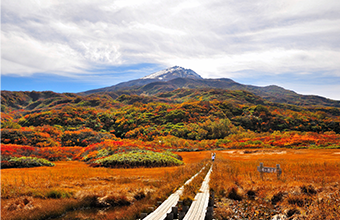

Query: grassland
[1,151,210,220]
[210,149,340,219]
[2,149,340,219]
[2,80,340,220]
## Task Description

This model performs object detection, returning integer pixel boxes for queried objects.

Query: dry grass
[1,151,211,220]
[211,149,340,219]
[180,163,211,206]
[4,149,338,219]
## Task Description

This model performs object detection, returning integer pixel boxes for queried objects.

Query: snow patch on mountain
[141,66,202,81]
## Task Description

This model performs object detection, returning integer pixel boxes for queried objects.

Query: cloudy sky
[1,0,340,100]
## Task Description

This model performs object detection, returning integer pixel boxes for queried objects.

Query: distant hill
[0,91,74,110]
[83,66,202,94]
[0,90,173,111]
[2,66,340,110]
[82,66,340,107]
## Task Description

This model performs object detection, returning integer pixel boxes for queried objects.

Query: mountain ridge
[81,65,339,107]
[1,66,339,108]
[83,66,202,94]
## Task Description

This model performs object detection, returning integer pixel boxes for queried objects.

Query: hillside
[0,90,173,112]
[82,67,340,107]
[2,66,340,151]
[1,88,340,175]
[2,89,340,139]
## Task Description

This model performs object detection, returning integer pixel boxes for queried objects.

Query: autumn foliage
[1,89,340,168]
[1,89,340,219]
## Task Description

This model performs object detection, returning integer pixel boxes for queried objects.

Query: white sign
[257,163,282,179]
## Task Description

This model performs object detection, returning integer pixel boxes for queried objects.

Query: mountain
[83,66,202,94]
[82,66,340,107]
[141,66,202,80]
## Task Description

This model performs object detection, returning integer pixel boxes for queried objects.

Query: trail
[183,165,213,220]
[142,164,213,220]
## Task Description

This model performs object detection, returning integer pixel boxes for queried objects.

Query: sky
[1,0,340,100]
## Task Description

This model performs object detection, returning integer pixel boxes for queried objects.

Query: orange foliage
[1,144,82,161]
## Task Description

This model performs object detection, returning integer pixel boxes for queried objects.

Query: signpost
[257,163,282,180]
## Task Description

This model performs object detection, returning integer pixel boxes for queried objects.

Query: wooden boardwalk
[143,165,208,220]
[183,165,213,220]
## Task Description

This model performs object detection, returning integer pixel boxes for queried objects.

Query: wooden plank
[143,165,207,220]
[183,165,213,220]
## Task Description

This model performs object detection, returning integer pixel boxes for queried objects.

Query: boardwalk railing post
[179,212,185,220]
[140,213,147,219]
[178,205,189,220]
[205,207,213,220]
[183,206,189,213]
[276,164,282,180]
[172,206,178,219]
[259,162,264,180]
[208,194,214,207]
[166,213,173,220]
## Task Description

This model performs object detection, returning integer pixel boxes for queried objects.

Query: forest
[1,88,340,220]
[1,88,340,168]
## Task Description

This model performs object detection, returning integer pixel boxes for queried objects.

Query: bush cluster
[91,150,184,168]
[1,156,55,168]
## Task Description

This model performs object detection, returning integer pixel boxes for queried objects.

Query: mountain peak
[141,66,202,81]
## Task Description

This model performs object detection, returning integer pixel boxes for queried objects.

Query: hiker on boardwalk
[211,153,216,162]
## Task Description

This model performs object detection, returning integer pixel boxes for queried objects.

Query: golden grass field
[1,151,210,220]
[1,149,340,219]
[211,149,340,219]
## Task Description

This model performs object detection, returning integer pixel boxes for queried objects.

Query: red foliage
[1,144,35,158]
[0,144,82,161]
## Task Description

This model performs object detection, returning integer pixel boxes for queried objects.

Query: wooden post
[182,205,189,213]
[206,207,214,220]
[172,206,178,219]
[276,164,282,180]
[179,212,185,220]
[140,213,147,219]
[259,162,264,180]
[209,190,215,206]
[166,213,173,220]
[208,197,214,207]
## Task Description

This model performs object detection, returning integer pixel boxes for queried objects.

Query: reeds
[210,149,340,219]
[1,151,211,220]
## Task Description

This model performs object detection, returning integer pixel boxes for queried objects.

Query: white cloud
[1,0,340,96]
[162,48,340,78]
[1,31,87,76]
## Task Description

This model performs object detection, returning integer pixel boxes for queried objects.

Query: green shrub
[1,156,55,168]
[46,189,72,199]
[91,150,184,168]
